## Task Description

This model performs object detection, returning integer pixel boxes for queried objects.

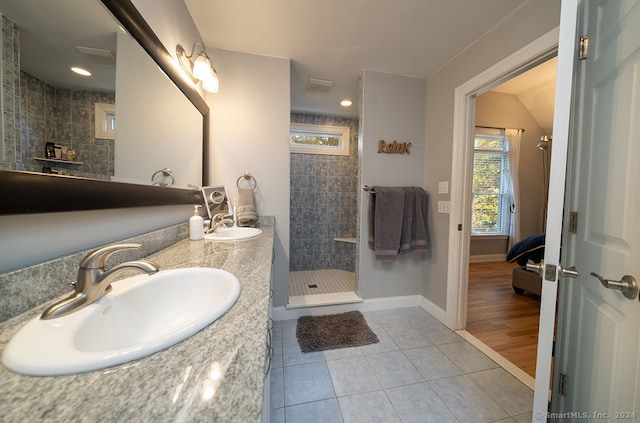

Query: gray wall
[358,71,427,300]
[423,0,561,309]
[289,113,359,272]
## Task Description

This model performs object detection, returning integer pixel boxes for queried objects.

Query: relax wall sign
[377,140,412,155]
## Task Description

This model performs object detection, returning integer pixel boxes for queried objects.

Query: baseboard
[420,296,447,324]
[273,294,445,322]
[469,253,507,263]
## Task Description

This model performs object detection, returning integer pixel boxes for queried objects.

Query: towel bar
[237,172,257,191]
[362,185,376,193]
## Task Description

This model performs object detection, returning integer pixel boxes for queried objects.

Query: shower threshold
[287,269,361,309]
[287,292,363,309]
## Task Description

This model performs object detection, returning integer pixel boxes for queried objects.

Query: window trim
[290,123,350,156]
[471,130,511,236]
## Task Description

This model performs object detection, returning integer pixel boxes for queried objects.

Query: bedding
[506,233,545,266]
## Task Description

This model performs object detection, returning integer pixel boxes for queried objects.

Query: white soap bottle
[189,205,204,240]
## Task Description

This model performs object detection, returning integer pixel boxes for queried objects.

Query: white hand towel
[237,188,257,227]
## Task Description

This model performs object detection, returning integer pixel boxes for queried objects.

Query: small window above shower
[289,123,350,156]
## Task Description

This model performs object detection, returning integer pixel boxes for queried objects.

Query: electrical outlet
[437,201,450,214]
[438,181,449,194]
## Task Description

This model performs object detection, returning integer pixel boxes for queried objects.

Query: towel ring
[236,172,257,191]
[151,168,175,186]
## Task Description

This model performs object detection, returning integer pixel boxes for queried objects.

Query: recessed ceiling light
[70,67,91,76]
[340,99,353,107]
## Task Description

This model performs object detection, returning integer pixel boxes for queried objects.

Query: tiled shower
[0,14,115,179]
[289,113,359,274]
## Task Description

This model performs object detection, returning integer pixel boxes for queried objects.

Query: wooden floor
[466,261,541,378]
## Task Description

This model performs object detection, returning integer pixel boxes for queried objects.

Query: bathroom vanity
[0,220,274,422]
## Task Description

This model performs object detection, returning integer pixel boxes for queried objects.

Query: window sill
[470,234,509,240]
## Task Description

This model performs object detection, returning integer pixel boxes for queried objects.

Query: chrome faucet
[206,212,234,234]
[40,243,160,320]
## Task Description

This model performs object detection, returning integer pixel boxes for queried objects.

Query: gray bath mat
[296,311,379,353]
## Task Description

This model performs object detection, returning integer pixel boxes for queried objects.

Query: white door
[534,0,640,419]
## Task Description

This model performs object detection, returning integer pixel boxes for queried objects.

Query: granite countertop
[0,224,274,423]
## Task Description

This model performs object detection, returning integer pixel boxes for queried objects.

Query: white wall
[358,71,427,299]
[207,48,291,307]
[115,32,202,188]
[423,0,561,309]
[0,0,202,274]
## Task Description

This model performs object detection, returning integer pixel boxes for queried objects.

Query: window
[290,123,349,156]
[471,129,511,235]
[95,103,116,139]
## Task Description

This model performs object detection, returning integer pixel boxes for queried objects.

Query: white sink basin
[204,227,262,241]
[2,268,240,376]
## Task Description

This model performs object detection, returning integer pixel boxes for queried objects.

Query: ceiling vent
[307,78,334,93]
[75,46,116,66]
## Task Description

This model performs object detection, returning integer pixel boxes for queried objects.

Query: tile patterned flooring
[269,307,533,423]
[289,269,356,296]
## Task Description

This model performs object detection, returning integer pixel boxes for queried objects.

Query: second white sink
[2,267,240,376]
[204,227,262,241]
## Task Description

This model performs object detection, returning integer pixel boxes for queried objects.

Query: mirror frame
[0,0,209,215]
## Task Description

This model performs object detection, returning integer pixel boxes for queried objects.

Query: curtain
[505,128,521,249]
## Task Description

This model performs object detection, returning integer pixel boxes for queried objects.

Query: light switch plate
[438,181,449,194]
[437,201,450,214]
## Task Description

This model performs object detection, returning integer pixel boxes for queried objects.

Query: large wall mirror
[0,0,208,214]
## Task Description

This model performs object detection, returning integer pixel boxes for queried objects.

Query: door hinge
[569,211,578,233]
[579,35,589,60]
[559,373,568,395]
[457,224,462,231]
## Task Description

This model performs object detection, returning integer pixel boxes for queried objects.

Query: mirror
[201,186,231,222]
[0,0,209,213]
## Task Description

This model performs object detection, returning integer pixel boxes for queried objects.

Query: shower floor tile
[289,269,356,296]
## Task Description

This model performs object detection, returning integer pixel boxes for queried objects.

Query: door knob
[559,266,579,278]
[590,272,639,300]
[526,260,544,276]
[527,260,579,280]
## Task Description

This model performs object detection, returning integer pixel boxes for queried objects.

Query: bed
[506,233,545,296]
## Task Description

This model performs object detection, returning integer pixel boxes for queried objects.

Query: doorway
[445,28,559,388]
[465,58,556,380]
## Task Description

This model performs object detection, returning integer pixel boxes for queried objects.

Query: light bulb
[202,72,219,93]
[193,54,213,81]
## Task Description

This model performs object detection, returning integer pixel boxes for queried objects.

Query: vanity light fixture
[340,99,353,107]
[176,42,219,93]
[70,66,91,76]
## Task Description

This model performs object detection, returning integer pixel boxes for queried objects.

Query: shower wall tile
[290,113,358,272]
[0,15,114,178]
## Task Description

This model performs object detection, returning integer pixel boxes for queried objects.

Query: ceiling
[185,0,529,118]
[490,57,557,134]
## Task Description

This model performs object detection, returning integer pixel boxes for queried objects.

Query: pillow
[507,233,545,266]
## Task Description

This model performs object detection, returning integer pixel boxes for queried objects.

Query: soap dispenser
[189,205,204,240]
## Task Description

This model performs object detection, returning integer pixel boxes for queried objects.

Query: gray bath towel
[368,186,405,261]
[401,187,428,254]
[237,188,257,227]
[368,186,428,261]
